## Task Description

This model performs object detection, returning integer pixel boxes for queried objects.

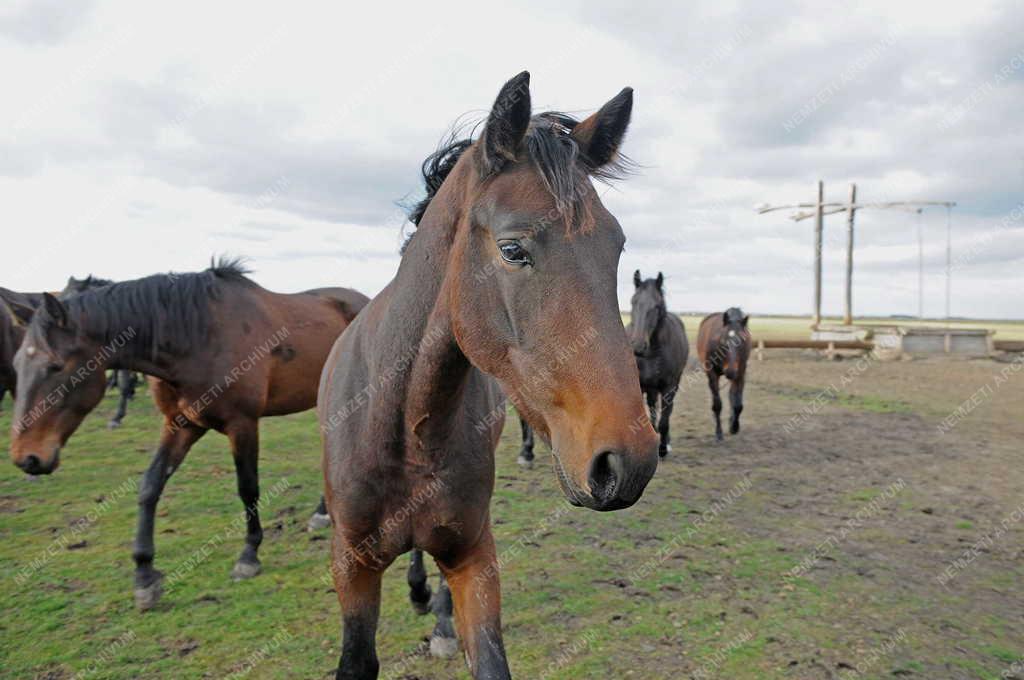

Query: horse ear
[722,312,729,325]
[633,270,642,287]
[480,71,532,176]
[571,87,633,171]
[0,295,35,327]
[40,293,69,329]
[742,315,750,327]
[656,272,664,290]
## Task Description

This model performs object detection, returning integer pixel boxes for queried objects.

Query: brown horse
[8,260,368,610]
[696,308,751,440]
[319,72,659,680]
[0,287,45,409]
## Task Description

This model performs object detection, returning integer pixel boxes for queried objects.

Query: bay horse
[319,72,659,680]
[61,275,141,429]
[696,308,751,440]
[627,270,688,457]
[8,260,368,610]
[0,287,45,410]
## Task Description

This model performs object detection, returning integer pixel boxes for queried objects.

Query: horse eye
[47,363,63,375]
[498,241,531,266]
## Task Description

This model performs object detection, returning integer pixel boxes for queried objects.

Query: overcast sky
[2,0,1021,319]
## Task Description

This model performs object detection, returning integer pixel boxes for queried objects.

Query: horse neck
[386,182,474,439]
[68,302,181,384]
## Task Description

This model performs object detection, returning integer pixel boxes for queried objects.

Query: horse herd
[1,73,752,680]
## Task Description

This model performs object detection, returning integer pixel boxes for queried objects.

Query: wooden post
[843,183,856,326]
[813,180,824,329]
[945,205,952,321]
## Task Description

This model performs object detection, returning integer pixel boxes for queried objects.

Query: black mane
[35,257,253,360]
[402,111,632,251]
[724,307,746,325]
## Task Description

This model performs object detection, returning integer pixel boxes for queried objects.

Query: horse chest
[635,353,664,388]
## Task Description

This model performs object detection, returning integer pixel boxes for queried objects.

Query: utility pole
[945,204,952,320]
[917,209,924,319]
[844,183,857,326]
[814,180,824,328]
[757,187,955,328]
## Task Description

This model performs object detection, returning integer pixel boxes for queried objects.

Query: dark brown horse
[61,275,142,429]
[0,287,46,409]
[8,260,368,610]
[696,307,751,440]
[319,72,659,680]
[627,271,688,456]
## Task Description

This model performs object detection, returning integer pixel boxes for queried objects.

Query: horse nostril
[588,451,625,506]
[18,455,41,473]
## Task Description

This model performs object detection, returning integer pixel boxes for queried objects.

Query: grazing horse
[8,260,368,610]
[319,72,658,680]
[627,271,688,457]
[61,275,141,428]
[696,308,751,440]
[0,288,46,410]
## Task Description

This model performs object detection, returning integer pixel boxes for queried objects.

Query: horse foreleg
[308,495,332,531]
[729,376,745,435]
[429,573,458,658]
[658,386,678,457]
[406,549,432,615]
[517,417,535,468]
[132,420,206,610]
[707,371,724,441]
[228,420,263,580]
[332,548,383,680]
[441,528,510,679]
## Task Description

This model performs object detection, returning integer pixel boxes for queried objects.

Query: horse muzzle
[15,448,60,475]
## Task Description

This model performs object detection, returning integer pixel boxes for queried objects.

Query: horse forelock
[404,111,631,247]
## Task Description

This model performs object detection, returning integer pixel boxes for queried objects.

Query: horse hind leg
[228,420,264,580]
[308,495,332,531]
[109,372,132,426]
[429,574,459,659]
[658,386,678,457]
[645,389,658,428]
[517,416,535,468]
[406,549,432,615]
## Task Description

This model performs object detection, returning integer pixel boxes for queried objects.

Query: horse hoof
[715,432,724,442]
[134,573,164,612]
[429,635,459,659]
[411,592,432,616]
[659,444,671,458]
[517,455,534,469]
[307,512,332,531]
[231,560,262,580]
[107,420,122,430]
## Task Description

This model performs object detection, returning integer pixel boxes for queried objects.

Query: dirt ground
[617,348,1024,679]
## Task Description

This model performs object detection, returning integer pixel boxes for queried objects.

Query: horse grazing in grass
[61,275,142,429]
[696,308,751,441]
[8,260,368,610]
[318,72,658,680]
[627,271,688,457]
[0,288,46,410]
